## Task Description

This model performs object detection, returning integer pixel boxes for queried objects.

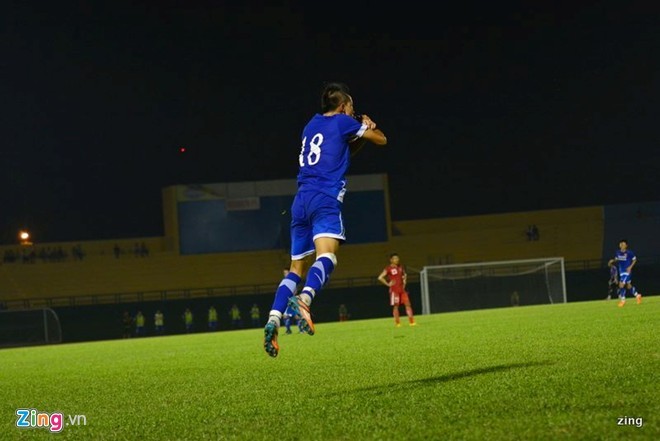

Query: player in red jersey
[377,253,416,327]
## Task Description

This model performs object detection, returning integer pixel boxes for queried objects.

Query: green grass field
[2,296,658,440]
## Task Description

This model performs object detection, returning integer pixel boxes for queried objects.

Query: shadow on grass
[324,360,554,396]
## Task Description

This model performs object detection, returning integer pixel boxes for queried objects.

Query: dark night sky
[2,2,659,244]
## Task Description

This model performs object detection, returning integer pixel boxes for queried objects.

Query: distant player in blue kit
[282,307,303,334]
[263,82,388,357]
[607,239,642,307]
[279,268,303,334]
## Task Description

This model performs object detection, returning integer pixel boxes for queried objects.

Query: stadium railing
[2,256,655,310]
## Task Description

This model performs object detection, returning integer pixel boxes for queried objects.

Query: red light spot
[179,147,187,153]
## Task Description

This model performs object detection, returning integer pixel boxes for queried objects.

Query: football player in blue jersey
[607,239,642,307]
[263,82,387,357]
[282,307,304,334]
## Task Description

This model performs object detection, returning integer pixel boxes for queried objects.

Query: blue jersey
[297,113,366,202]
[614,249,636,274]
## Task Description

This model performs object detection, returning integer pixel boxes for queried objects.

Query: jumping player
[607,239,642,307]
[263,82,387,357]
[378,253,416,327]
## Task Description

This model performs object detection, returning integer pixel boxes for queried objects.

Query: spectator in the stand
[229,304,242,329]
[338,304,349,321]
[139,242,149,257]
[208,306,218,331]
[526,225,534,241]
[531,225,540,241]
[72,244,85,261]
[23,248,37,263]
[511,291,520,307]
[250,304,261,327]
[113,244,121,259]
[122,311,133,338]
[154,310,165,334]
[135,311,146,336]
[54,246,66,262]
[183,308,194,333]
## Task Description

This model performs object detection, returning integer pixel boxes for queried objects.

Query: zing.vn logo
[16,409,87,432]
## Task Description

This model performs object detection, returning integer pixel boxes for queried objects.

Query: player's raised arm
[349,122,386,157]
[358,114,387,145]
[363,127,387,145]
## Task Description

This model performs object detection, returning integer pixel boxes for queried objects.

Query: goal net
[419,257,566,314]
[0,308,62,348]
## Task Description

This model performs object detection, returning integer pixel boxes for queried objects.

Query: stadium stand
[391,205,604,265]
[0,205,606,308]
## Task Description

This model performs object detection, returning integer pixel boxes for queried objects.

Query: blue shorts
[619,272,632,284]
[290,190,345,260]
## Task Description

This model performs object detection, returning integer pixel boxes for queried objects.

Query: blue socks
[267,254,337,326]
[300,253,336,304]
[618,287,627,299]
[270,272,301,315]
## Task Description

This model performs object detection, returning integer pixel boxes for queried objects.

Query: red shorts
[390,290,410,306]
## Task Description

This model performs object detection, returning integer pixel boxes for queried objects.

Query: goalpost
[419,257,567,315]
[0,308,62,348]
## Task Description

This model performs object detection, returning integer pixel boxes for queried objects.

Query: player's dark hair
[619,239,628,245]
[389,252,398,259]
[321,82,351,113]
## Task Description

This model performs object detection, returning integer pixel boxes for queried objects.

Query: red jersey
[384,264,407,293]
